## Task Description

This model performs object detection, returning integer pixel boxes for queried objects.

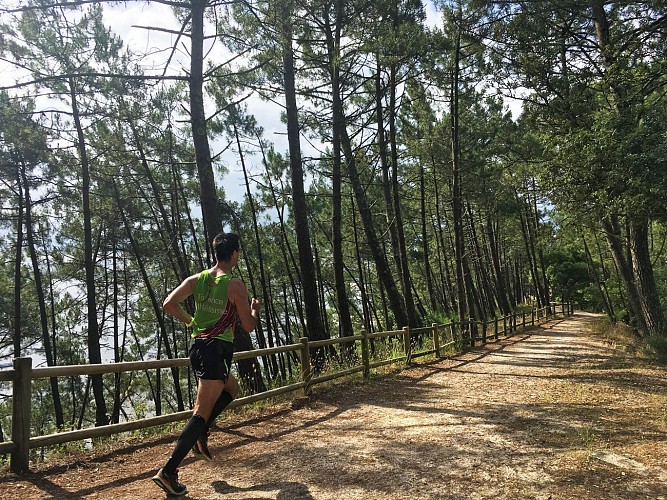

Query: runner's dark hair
[212,233,240,262]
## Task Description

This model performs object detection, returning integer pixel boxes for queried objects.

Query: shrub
[642,334,667,364]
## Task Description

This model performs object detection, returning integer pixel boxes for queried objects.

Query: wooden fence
[0,302,572,473]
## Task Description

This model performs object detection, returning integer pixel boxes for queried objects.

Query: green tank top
[191,269,236,342]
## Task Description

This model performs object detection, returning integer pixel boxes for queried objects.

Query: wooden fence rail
[0,302,572,473]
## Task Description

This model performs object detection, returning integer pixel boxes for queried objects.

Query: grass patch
[577,426,598,452]
[587,316,667,366]
[587,318,639,352]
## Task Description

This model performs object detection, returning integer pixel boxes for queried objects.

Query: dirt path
[2,313,666,499]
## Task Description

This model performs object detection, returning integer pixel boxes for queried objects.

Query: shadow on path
[213,479,314,500]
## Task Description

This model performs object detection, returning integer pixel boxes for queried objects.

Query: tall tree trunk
[376,61,405,312]
[280,2,327,354]
[462,250,482,320]
[171,155,205,269]
[258,137,308,336]
[326,0,354,344]
[69,77,107,426]
[21,164,65,428]
[531,180,551,309]
[467,204,494,318]
[13,166,23,357]
[41,222,60,365]
[583,236,615,322]
[595,232,617,315]
[487,216,511,314]
[432,165,454,314]
[592,4,664,337]
[155,325,163,415]
[340,124,409,329]
[313,242,331,339]
[388,63,420,327]
[131,124,190,282]
[236,124,272,389]
[191,0,223,240]
[282,282,299,372]
[351,194,372,333]
[601,215,645,332]
[266,275,287,380]
[111,236,121,424]
[451,19,467,324]
[629,219,666,336]
[420,159,436,311]
[114,181,185,411]
[518,194,542,308]
[129,319,158,411]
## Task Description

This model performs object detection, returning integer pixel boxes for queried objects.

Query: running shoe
[152,467,187,496]
[192,432,212,462]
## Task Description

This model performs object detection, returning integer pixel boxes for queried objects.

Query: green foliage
[544,249,591,303]
[425,311,457,325]
[643,335,667,364]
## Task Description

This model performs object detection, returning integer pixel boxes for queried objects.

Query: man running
[153,233,260,496]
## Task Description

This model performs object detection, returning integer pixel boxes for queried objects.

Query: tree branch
[0,73,189,91]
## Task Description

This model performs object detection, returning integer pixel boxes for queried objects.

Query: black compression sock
[206,391,234,429]
[164,413,207,474]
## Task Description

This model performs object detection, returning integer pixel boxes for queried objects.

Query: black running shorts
[189,338,234,381]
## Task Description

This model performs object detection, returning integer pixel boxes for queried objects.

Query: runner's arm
[229,278,260,332]
[163,274,199,325]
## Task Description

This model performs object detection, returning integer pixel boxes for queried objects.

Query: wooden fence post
[494,317,499,340]
[531,308,535,326]
[11,357,32,474]
[361,329,370,378]
[432,323,440,358]
[299,337,312,396]
[403,327,412,364]
[502,315,507,336]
